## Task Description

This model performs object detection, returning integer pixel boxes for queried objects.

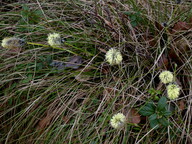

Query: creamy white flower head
[167,84,181,100]
[159,71,174,84]
[105,48,123,65]
[1,37,25,49]
[47,33,64,47]
[110,113,126,129]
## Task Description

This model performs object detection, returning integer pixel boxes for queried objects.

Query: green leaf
[22,4,29,11]
[131,21,137,27]
[149,113,157,121]
[139,102,155,116]
[156,90,162,95]
[158,117,169,127]
[36,63,43,70]
[163,111,172,117]
[46,55,52,64]
[130,15,137,21]
[145,102,156,111]
[157,96,167,110]
[139,109,152,116]
[149,119,159,129]
[8,98,13,105]
[154,96,159,100]
[21,74,33,83]
[124,11,131,15]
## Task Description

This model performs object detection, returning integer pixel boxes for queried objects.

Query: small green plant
[139,96,171,128]
[20,4,43,25]
[124,11,144,27]
[148,88,162,100]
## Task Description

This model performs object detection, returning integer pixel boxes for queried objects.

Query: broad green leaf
[146,102,156,110]
[139,102,155,116]
[149,113,157,121]
[124,11,131,15]
[150,119,159,129]
[130,15,136,21]
[131,21,137,27]
[139,109,154,116]
[157,96,167,110]
[163,111,172,117]
[158,117,169,127]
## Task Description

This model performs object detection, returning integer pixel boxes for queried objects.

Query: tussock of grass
[0,0,192,143]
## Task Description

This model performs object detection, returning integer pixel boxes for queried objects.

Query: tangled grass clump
[0,0,192,144]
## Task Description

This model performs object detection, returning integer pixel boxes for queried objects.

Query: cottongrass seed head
[167,84,181,100]
[105,48,123,65]
[110,113,126,129]
[47,33,64,47]
[1,37,25,49]
[159,70,174,84]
